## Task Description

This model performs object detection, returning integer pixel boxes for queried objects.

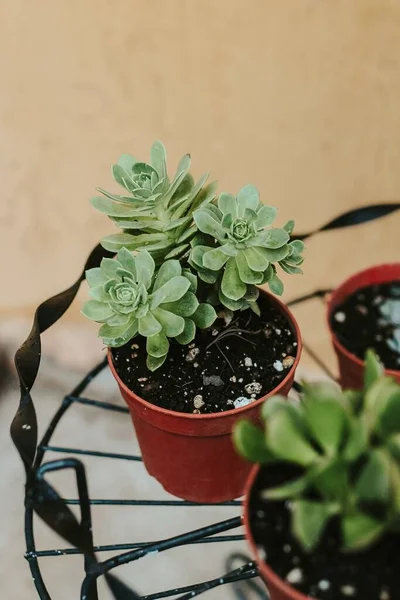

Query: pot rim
[243,464,310,600]
[107,288,302,422]
[327,263,400,379]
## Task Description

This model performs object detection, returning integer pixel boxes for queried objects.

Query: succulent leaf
[82,249,214,368]
[233,350,400,553]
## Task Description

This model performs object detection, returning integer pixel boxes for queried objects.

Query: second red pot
[108,290,302,503]
[243,465,310,600]
[327,264,400,389]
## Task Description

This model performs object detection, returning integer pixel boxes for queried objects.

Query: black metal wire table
[11,203,400,600]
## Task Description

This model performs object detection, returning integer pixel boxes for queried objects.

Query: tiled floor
[0,300,336,600]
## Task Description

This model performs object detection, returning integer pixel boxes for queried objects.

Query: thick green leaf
[81,300,113,322]
[138,312,162,337]
[99,319,139,347]
[312,460,349,502]
[151,307,185,337]
[134,250,155,290]
[280,261,303,275]
[99,318,137,340]
[89,286,110,303]
[265,228,290,249]
[182,269,197,293]
[303,383,347,455]
[194,210,226,240]
[364,377,398,432]
[378,390,400,437]
[255,205,277,229]
[101,258,120,279]
[268,272,284,296]
[176,225,198,245]
[251,245,289,263]
[101,233,139,252]
[218,289,246,311]
[388,433,400,460]
[342,513,384,551]
[150,140,167,181]
[243,247,269,271]
[237,185,259,215]
[117,153,137,172]
[233,420,275,463]
[162,292,199,317]
[262,476,309,500]
[151,276,190,307]
[267,409,320,466]
[356,449,391,503]
[146,331,169,358]
[112,164,134,191]
[364,349,384,391]
[292,500,338,551]
[191,303,217,329]
[153,260,182,291]
[116,248,137,278]
[283,220,295,234]
[203,248,230,271]
[190,245,212,268]
[218,192,237,217]
[221,257,247,300]
[147,354,167,371]
[289,240,306,255]
[342,418,368,462]
[91,196,149,217]
[235,252,263,284]
[175,318,196,345]
[86,267,107,289]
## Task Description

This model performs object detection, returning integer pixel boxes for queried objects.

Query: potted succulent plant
[82,141,305,502]
[234,350,400,600]
[328,264,400,389]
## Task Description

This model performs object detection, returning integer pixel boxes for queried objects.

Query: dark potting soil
[111,294,298,414]
[331,281,400,371]
[250,465,399,600]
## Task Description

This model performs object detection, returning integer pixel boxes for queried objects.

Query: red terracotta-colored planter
[327,264,400,389]
[243,465,309,600]
[108,290,302,502]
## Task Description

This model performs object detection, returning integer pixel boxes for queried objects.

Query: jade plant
[234,350,400,552]
[82,248,216,370]
[83,141,304,368]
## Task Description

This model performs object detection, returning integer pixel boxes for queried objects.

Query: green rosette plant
[189,185,305,312]
[82,248,216,370]
[234,350,400,552]
[92,141,217,263]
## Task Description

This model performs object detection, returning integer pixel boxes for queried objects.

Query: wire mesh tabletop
[11,203,400,600]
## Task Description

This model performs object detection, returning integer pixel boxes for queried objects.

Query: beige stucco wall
[1,0,399,318]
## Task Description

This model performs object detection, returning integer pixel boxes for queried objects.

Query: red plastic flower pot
[327,264,400,389]
[243,465,309,600]
[108,290,302,502]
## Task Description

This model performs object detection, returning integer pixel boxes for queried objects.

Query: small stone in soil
[334,311,346,323]
[282,355,295,369]
[273,360,284,372]
[203,375,224,387]
[230,375,237,382]
[286,568,303,585]
[193,395,205,409]
[341,585,356,597]
[185,347,200,362]
[131,343,139,349]
[211,329,219,336]
[275,328,281,335]
[233,396,253,409]
[355,304,368,315]
[245,382,262,395]
[244,357,253,367]
[318,580,331,591]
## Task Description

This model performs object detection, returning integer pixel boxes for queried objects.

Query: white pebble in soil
[334,311,346,323]
[286,568,303,585]
[282,356,295,369]
[245,382,262,395]
[244,357,253,367]
[380,590,390,600]
[193,395,205,409]
[230,375,237,383]
[185,347,200,362]
[340,585,356,597]
[203,375,224,387]
[273,360,284,372]
[318,580,330,592]
[233,397,254,409]
[355,304,368,315]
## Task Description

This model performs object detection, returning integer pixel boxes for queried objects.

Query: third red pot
[327,264,400,389]
[108,290,302,503]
